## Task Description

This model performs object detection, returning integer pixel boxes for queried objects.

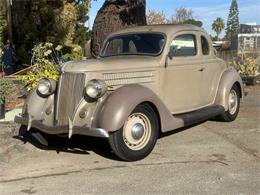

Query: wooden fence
[217,50,260,62]
[216,50,238,62]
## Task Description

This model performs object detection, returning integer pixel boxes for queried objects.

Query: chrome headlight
[37,78,56,96]
[85,79,107,100]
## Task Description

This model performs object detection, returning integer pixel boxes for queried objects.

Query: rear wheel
[219,85,240,122]
[109,104,159,161]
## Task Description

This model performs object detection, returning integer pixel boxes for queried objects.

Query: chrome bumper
[14,115,109,138]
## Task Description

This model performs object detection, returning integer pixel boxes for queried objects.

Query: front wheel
[109,104,159,161]
[219,85,240,122]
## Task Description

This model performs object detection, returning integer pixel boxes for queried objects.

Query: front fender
[215,67,245,111]
[24,90,55,126]
[96,84,184,132]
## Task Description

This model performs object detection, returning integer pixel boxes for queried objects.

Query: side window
[170,34,197,57]
[201,36,210,55]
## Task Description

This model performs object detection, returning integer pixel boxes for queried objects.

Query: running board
[173,105,225,127]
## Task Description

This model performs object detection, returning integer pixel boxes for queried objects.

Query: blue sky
[88,0,260,37]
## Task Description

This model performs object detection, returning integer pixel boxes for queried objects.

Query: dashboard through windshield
[101,33,165,57]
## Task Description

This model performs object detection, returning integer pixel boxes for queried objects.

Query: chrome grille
[56,73,86,125]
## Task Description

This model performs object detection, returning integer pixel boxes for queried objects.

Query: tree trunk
[91,0,146,57]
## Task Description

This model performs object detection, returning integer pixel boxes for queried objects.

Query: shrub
[18,42,83,91]
[238,55,259,76]
[18,42,61,91]
[62,44,83,61]
[0,47,3,71]
[0,77,16,105]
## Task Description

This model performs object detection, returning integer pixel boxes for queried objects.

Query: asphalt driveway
[0,86,259,195]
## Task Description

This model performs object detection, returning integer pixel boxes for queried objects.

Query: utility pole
[6,0,13,45]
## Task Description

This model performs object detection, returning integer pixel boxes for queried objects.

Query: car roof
[109,24,205,37]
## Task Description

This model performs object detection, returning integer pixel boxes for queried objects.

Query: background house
[231,23,260,53]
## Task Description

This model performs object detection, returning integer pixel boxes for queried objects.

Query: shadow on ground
[13,120,212,161]
[13,126,119,161]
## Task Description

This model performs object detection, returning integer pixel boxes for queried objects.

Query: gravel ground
[0,86,259,195]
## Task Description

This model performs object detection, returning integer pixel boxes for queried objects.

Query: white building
[231,23,260,52]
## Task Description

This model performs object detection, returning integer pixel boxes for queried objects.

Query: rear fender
[215,68,244,111]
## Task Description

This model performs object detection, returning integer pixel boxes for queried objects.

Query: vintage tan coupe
[15,24,244,161]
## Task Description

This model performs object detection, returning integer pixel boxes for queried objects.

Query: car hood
[62,55,160,73]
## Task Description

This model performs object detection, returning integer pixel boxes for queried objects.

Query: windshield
[101,33,165,57]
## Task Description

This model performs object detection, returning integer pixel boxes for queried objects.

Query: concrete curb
[0,109,22,123]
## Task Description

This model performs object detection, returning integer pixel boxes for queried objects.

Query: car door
[199,34,223,105]
[163,32,204,113]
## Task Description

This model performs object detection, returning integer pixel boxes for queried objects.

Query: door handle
[198,68,205,72]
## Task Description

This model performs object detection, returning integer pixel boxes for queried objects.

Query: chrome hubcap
[228,89,238,115]
[123,113,151,151]
[131,123,145,140]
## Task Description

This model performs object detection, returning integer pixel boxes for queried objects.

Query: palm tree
[212,17,225,41]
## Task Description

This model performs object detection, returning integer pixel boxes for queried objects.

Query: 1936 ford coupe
[15,24,244,161]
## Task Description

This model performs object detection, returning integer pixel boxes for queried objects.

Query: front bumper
[14,115,109,138]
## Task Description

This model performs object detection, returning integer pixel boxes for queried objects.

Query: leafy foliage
[11,0,90,63]
[73,0,91,46]
[238,55,259,76]
[210,35,219,41]
[19,42,83,91]
[19,43,61,91]
[212,17,225,40]
[0,77,15,104]
[62,44,83,61]
[226,0,239,38]
[146,8,202,27]
[0,0,7,48]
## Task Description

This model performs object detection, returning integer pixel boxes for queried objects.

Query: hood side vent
[103,71,155,88]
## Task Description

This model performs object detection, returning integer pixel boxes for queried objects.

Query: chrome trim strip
[55,73,63,122]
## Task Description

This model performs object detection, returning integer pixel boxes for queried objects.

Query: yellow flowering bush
[19,42,61,91]
[19,42,83,91]
[238,56,259,76]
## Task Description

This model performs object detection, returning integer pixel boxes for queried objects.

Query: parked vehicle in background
[15,24,244,161]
